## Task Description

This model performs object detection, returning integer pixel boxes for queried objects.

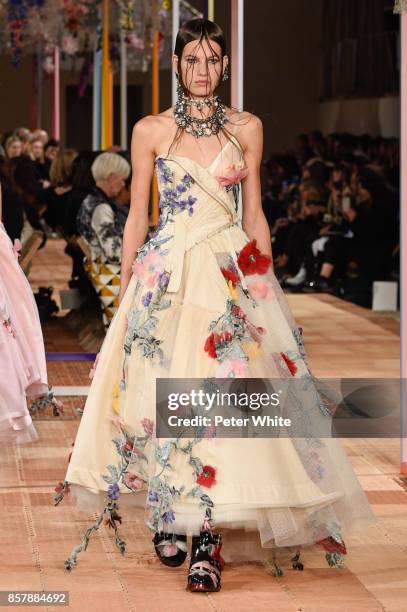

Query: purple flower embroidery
[162,510,175,524]
[142,291,153,307]
[158,271,170,289]
[148,490,159,503]
[155,158,172,184]
[108,483,120,500]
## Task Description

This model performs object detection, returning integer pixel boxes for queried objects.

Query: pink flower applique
[141,417,155,436]
[216,358,249,378]
[132,250,165,288]
[216,162,249,187]
[110,414,125,429]
[247,279,274,300]
[123,472,145,492]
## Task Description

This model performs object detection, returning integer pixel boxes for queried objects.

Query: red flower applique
[204,331,233,359]
[316,536,347,556]
[231,304,246,320]
[237,240,271,276]
[280,352,298,376]
[197,465,217,488]
[221,266,240,288]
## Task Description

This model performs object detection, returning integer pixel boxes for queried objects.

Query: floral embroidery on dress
[120,159,197,382]
[216,162,249,188]
[0,306,17,337]
[311,520,347,568]
[237,239,272,276]
[204,299,266,378]
[155,158,197,221]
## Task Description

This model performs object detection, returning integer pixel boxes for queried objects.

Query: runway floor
[1,239,405,611]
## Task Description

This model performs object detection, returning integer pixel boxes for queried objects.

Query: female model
[60,19,374,592]
[0,184,61,443]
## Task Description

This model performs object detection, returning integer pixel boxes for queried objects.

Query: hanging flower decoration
[393,0,406,13]
[127,32,144,51]
[42,55,55,74]
[62,33,79,55]
[1,0,178,72]
[6,0,46,66]
[117,0,136,33]
[63,0,90,33]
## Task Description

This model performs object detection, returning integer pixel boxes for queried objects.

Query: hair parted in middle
[170,18,246,157]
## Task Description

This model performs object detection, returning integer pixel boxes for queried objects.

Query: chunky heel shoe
[152,532,188,567]
[187,530,224,593]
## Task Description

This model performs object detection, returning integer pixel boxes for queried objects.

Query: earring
[222,65,229,82]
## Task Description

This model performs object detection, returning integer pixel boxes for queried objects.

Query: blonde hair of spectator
[91,152,131,182]
[50,149,78,187]
[29,138,45,163]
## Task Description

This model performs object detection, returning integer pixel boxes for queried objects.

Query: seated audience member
[31,129,49,146]
[5,136,22,159]
[44,139,60,177]
[303,168,397,293]
[44,149,78,232]
[275,180,327,283]
[62,151,98,293]
[63,151,98,238]
[13,127,31,154]
[29,137,49,184]
[2,155,48,244]
[77,152,131,327]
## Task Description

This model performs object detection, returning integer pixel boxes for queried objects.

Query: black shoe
[152,532,188,567]
[302,277,334,293]
[187,531,224,593]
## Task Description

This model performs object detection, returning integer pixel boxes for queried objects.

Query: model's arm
[119,117,156,302]
[240,114,273,262]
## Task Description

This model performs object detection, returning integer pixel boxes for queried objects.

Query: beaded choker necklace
[174,93,228,138]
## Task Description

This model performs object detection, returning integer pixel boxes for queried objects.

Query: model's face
[174,39,227,98]
[7,141,22,158]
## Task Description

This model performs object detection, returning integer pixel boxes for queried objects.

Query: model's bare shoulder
[230,112,263,152]
[131,115,160,138]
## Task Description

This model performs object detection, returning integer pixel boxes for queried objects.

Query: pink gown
[0,223,50,443]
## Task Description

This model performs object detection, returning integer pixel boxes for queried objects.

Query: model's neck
[184,95,217,119]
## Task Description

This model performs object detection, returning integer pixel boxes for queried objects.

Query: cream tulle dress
[62,138,375,568]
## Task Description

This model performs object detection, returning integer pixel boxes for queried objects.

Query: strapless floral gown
[61,142,375,569]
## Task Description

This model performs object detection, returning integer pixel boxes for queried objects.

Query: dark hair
[171,19,244,157]
[357,167,390,206]
[71,151,98,191]
[174,18,226,95]
[307,160,330,185]
[6,155,42,207]
[45,138,60,151]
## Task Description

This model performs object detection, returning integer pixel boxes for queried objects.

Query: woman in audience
[5,136,22,159]
[29,137,49,184]
[77,152,131,326]
[44,149,78,232]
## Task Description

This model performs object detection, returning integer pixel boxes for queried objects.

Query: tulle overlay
[65,149,375,563]
[0,224,50,443]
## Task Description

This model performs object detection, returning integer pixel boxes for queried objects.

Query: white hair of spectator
[91,152,130,182]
